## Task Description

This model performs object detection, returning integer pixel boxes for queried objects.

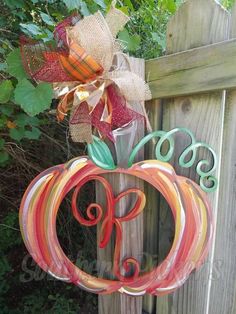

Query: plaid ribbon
[59,42,103,82]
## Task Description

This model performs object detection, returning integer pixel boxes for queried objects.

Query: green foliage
[14,79,53,116]
[0,138,9,166]
[0,80,14,103]
[40,12,56,26]
[118,28,141,52]
[63,0,84,11]
[22,292,47,314]
[220,0,235,9]
[6,49,28,80]
[47,294,78,314]
[0,211,21,252]
[124,0,178,59]
[0,255,11,297]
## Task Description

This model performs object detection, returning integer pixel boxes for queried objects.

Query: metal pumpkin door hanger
[19,3,217,297]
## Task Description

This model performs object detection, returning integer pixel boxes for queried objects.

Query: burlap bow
[20,2,151,143]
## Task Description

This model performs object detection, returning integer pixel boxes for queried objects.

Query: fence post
[156,0,230,313]
[97,56,145,314]
[207,4,236,314]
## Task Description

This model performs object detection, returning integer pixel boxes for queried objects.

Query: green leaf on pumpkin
[88,136,116,170]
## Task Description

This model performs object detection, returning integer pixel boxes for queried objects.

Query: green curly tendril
[128,128,218,193]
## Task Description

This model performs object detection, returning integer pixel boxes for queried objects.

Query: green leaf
[160,0,176,13]
[6,49,28,80]
[0,62,7,72]
[63,0,81,11]
[118,29,141,52]
[14,11,27,20]
[80,1,90,16]
[0,151,9,164]
[94,0,106,9]
[4,0,25,9]
[0,105,13,116]
[151,32,166,50]
[14,79,53,116]
[15,113,40,127]
[14,113,30,127]
[123,0,134,11]
[88,136,116,170]
[0,116,7,128]
[24,127,41,140]
[40,12,55,26]
[20,23,43,37]
[0,139,5,150]
[63,0,91,15]
[0,80,14,104]
[118,6,129,15]
[9,127,25,141]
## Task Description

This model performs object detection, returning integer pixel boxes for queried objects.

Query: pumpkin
[19,155,213,296]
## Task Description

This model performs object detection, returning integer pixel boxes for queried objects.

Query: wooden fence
[98,0,236,313]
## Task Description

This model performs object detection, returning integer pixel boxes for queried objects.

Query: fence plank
[156,1,230,314]
[97,56,144,314]
[142,100,162,314]
[207,4,236,314]
[146,38,236,99]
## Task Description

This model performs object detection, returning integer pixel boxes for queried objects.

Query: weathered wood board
[97,57,145,314]
[146,38,236,99]
[142,99,162,314]
[155,0,229,313]
[207,3,236,314]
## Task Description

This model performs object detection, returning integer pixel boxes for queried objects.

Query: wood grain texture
[97,56,145,314]
[166,0,229,54]
[156,0,230,313]
[146,38,236,99]
[142,99,162,314]
[207,4,236,314]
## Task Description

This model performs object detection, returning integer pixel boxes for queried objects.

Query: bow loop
[59,42,103,82]
[69,11,115,72]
